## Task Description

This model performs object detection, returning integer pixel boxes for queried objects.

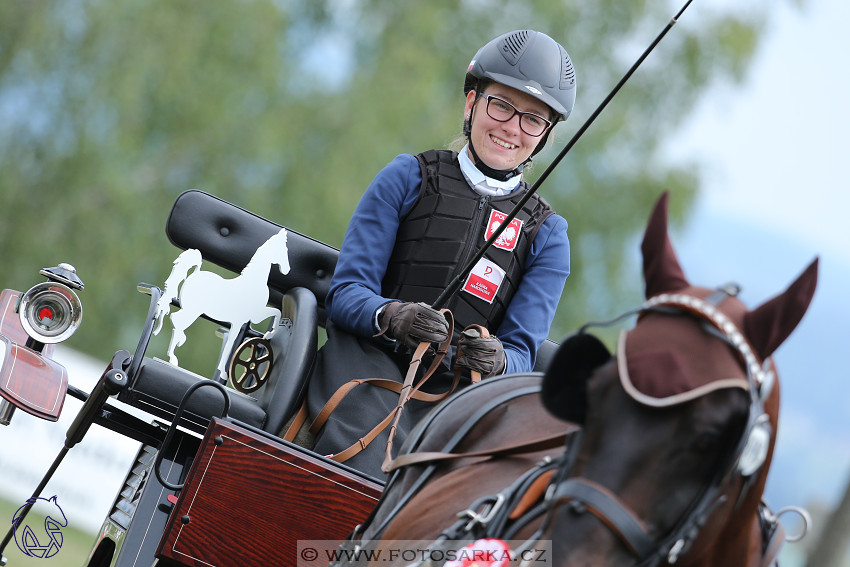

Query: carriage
[0,190,816,567]
[0,189,559,567]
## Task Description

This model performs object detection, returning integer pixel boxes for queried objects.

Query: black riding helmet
[464,30,577,180]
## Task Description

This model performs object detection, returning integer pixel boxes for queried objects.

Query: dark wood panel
[158,418,384,567]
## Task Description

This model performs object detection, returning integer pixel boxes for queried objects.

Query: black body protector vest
[381,150,554,333]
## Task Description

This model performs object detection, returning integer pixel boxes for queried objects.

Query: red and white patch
[444,538,511,567]
[485,210,522,251]
[462,258,505,304]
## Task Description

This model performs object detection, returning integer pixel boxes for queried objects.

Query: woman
[304,29,576,479]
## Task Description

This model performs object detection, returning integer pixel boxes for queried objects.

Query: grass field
[0,497,96,567]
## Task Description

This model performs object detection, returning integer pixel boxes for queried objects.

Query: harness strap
[384,432,569,472]
[759,522,785,567]
[509,469,556,520]
[456,324,488,384]
[284,310,456,466]
[552,478,655,559]
[366,383,543,539]
[758,502,787,567]
[381,328,457,470]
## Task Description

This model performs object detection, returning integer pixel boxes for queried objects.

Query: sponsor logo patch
[462,258,506,304]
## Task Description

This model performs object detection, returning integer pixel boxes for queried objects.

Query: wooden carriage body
[85,190,383,567]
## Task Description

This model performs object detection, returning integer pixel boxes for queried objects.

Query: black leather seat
[120,287,318,434]
[166,189,338,325]
[118,190,334,434]
[533,339,559,373]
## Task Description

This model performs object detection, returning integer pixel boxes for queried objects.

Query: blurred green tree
[0,0,780,370]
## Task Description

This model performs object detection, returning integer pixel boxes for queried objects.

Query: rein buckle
[460,494,506,531]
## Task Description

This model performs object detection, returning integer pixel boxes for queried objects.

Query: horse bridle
[545,286,777,565]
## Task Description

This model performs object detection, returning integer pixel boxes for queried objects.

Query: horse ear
[541,333,612,424]
[744,258,818,361]
[641,192,689,298]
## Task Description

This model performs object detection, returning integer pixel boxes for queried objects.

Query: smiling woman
[461,29,575,180]
[301,29,577,479]
[463,87,554,172]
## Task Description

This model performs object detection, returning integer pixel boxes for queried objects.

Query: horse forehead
[621,289,751,404]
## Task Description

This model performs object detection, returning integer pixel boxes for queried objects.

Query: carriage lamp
[18,263,84,347]
[0,264,83,426]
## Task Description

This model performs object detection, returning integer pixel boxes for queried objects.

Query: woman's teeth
[491,136,517,149]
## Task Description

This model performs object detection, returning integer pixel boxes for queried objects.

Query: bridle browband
[545,286,778,565]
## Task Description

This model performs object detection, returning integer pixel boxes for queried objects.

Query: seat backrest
[166,189,339,323]
[256,286,318,434]
[533,338,560,373]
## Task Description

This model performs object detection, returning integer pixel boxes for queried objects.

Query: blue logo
[11,495,67,559]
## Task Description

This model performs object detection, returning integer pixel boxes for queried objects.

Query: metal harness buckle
[460,494,507,531]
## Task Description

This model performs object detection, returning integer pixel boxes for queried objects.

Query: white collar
[458,144,522,196]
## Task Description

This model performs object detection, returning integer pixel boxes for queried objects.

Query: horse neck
[241,258,269,280]
[682,514,764,567]
[241,243,278,280]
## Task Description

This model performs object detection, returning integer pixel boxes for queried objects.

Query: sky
[668,0,850,560]
[671,0,849,257]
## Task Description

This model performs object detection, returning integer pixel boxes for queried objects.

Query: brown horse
[340,193,817,567]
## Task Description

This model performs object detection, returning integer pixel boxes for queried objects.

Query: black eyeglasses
[478,94,552,137]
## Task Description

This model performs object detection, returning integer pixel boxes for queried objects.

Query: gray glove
[455,327,506,379]
[375,301,449,350]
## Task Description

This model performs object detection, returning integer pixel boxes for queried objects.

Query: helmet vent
[500,30,530,65]
[561,51,576,88]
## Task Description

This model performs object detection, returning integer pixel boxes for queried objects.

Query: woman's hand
[455,326,506,379]
[375,301,450,350]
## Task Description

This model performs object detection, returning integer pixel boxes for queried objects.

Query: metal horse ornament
[154,228,290,381]
[345,193,818,567]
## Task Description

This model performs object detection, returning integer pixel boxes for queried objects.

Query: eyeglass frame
[475,93,553,137]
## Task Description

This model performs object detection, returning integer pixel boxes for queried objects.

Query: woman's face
[464,83,553,172]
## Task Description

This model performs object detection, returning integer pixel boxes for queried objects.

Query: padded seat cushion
[121,357,267,432]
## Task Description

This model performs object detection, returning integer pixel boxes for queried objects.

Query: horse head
[264,228,291,276]
[540,192,818,566]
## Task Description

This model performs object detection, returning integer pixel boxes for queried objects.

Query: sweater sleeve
[325,154,422,337]
[496,213,570,374]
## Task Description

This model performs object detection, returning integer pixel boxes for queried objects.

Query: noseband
[546,287,777,565]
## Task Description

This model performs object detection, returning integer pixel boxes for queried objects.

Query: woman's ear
[464,90,477,117]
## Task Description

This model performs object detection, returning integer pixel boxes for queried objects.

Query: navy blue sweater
[326,154,571,373]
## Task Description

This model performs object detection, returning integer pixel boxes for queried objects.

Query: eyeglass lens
[484,95,550,137]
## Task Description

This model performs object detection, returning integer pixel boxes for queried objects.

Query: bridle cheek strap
[552,478,655,559]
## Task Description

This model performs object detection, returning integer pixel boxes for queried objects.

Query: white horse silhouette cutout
[153,228,290,380]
